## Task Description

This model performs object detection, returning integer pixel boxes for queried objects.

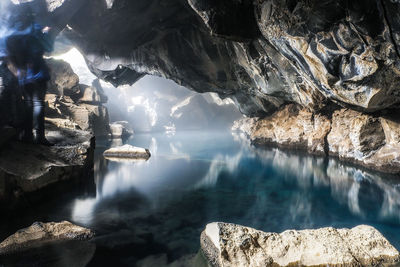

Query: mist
[54,47,244,133]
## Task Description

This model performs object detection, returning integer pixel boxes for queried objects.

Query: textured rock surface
[0,59,104,205]
[103,144,151,160]
[6,0,400,168]
[201,223,400,267]
[0,221,94,255]
[46,59,110,137]
[235,104,400,174]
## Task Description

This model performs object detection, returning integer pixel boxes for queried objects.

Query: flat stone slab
[0,221,94,255]
[103,144,151,160]
[201,223,400,267]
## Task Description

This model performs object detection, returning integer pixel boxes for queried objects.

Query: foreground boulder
[0,221,95,267]
[201,223,400,267]
[0,221,94,255]
[103,144,151,161]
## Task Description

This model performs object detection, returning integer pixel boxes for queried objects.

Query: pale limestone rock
[45,59,110,137]
[232,117,259,137]
[327,109,386,160]
[234,104,400,173]
[250,104,330,155]
[103,144,151,160]
[201,223,400,267]
[0,221,94,255]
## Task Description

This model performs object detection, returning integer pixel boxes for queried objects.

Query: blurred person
[5,4,54,145]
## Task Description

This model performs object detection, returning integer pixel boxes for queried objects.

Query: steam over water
[1,132,399,266]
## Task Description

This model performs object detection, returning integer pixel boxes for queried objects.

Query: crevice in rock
[379,0,400,59]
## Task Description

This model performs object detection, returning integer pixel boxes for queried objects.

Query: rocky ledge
[201,223,400,267]
[0,124,94,207]
[233,104,400,174]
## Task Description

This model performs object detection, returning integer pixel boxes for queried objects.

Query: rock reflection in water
[71,132,400,265]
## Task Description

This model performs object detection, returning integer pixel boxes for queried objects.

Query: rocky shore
[0,59,110,208]
[233,104,400,174]
[201,223,400,267]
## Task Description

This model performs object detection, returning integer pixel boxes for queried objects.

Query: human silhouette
[5,4,54,145]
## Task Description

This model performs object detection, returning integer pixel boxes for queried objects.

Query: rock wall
[5,0,400,170]
[46,58,110,137]
[234,104,400,174]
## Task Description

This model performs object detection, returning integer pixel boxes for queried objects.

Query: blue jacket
[5,23,53,85]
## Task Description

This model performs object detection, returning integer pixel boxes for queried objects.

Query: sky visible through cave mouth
[54,48,243,133]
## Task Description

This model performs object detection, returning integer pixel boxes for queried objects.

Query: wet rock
[103,145,151,161]
[0,221,94,255]
[201,223,400,267]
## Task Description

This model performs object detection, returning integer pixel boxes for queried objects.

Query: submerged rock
[0,221,94,255]
[201,223,400,267]
[103,145,151,160]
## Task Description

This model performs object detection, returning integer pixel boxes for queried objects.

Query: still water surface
[3,132,400,266]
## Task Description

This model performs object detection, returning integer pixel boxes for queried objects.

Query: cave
[0,0,400,266]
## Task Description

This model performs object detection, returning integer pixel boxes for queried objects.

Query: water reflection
[71,132,400,265]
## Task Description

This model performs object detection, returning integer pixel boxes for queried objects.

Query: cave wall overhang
[10,0,400,117]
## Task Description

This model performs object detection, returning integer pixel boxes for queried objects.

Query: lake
[1,131,400,266]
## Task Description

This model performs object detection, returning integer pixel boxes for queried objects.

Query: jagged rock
[250,104,331,155]
[200,223,400,267]
[47,58,81,97]
[109,121,134,138]
[0,221,94,255]
[328,110,400,173]
[6,0,400,170]
[235,104,400,174]
[103,144,151,161]
[45,59,110,137]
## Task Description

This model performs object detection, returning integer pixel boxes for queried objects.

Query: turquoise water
[2,131,400,266]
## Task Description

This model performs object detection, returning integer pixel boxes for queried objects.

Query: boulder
[0,221,95,267]
[103,144,151,161]
[201,223,400,267]
[109,121,134,138]
[45,59,111,137]
[0,221,94,255]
